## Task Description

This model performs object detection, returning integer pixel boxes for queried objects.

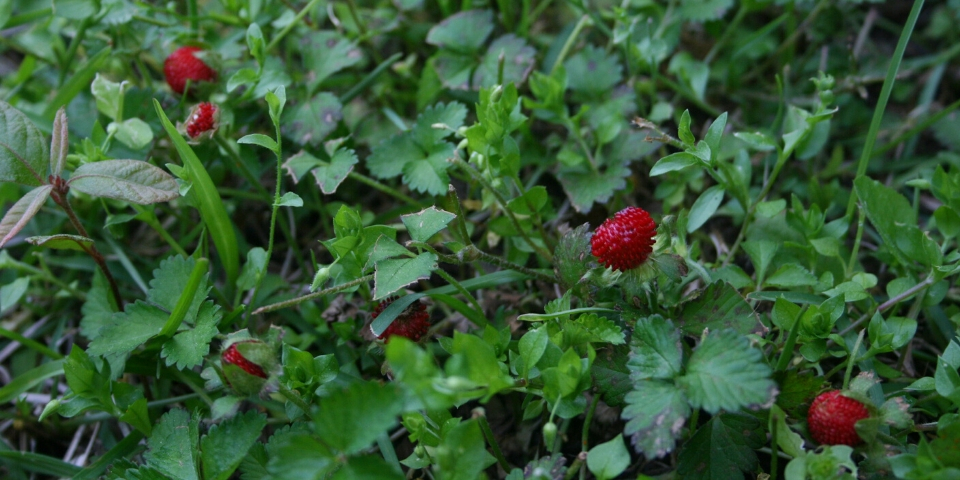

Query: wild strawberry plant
[0,1,958,479]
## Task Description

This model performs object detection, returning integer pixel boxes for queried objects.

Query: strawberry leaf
[678,281,764,336]
[676,329,777,414]
[622,380,690,458]
[200,411,267,480]
[627,315,682,380]
[314,380,406,455]
[144,410,200,480]
[160,302,220,370]
[676,413,763,480]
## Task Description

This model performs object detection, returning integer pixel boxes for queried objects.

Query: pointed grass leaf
[68,160,178,204]
[0,101,48,186]
[50,107,68,176]
[0,185,52,247]
[201,411,267,480]
[402,206,456,243]
[153,100,239,293]
[622,380,689,458]
[25,234,93,251]
[677,329,776,414]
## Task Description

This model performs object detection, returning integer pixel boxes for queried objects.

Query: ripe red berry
[222,341,267,379]
[808,390,870,446]
[163,46,218,95]
[371,297,431,343]
[590,206,657,271]
[185,102,219,139]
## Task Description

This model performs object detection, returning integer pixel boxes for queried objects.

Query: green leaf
[506,186,548,215]
[25,233,93,251]
[687,185,724,233]
[412,102,468,147]
[314,380,406,455]
[373,252,437,300]
[53,0,100,19]
[554,223,592,289]
[565,313,625,345]
[87,301,166,357]
[154,100,239,295]
[0,359,64,404]
[119,398,152,436]
[558,157,631,213]
[0,451,82,478]
[766,264,818,288]
[237,134,279,152]
[447,331,515,398]
[91,74,122,120]
[281,93,342,147]
[44,47,111,118]
[587,434,630,480]
[265,432,336,479]
[769,404,805,459]
[519,327,549,376]
[936,341,960,407]
[854,176,916,265]
[677,414,763,480]
[227,68,258,93]
[246,22,265,66]
[144,410,199,480]
[704,112,728,153]
[433,419,497,480]
[266,86,286,126]
[677,330,776,414]
[68,160,179,204]
[0,277,28,309]
[148,255,209,321]
[312,148,357,194]
[0,101,48,186]
[332,455,404,480]
[80,270,117,338]
[426,9,493,54]
[300,31,362,92]
[649,152,700,176]
[276,191,303,207]
[678,281,763,336]
[160,302,220,370]
[743,239,780,280]
[200,411,267,480]
[402,206,456,243]
[63,346,106,399]
[565,45,622,97]
[627,315,682,380]
[622,380,690,458]
[734,131,776,151]
[472,34,537,88]
[111,118,154,150]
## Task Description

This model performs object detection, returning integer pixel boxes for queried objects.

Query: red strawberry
[185,102,219,139]
[808,390,870,446]
[222,341,267,379]
[590,206,657,271]
[163,46,217,95]
[371,297,431,343]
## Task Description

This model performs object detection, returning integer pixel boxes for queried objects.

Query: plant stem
[774,306,807,372]
[451,156,554,262]
[551,15,591,75]
[842,329,866,389]
[846,204,866,278]
[432,267,486,319]
[265,0,324,52]
[51,190,123,311]
[346,171,423,208]
[277,383,313,419]
[252,274,373,314]
[466,246,556,284]
[475,409,511,470]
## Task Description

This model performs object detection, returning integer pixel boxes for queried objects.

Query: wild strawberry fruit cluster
[185,102,219,139]
[591,206,657,271]
[371,297,431,343]
[163,46,217,95]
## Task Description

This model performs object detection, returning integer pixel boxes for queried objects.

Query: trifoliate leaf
[200,411,268,480]
[281,92,342,147]
[676,329,777,414]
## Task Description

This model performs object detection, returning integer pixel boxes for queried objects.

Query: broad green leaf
[386,337,455,410]
[411,102,468,147]
[649,152,699,176]
[703,112,728,153]
[936,341,960,407]
[281,93,342,147]
[276,191,303,207]
[587,434,630,480]
[300,31,362,91]
[506,186,548,215]
[426,9,493,54]
[447,331,515,398]
[678,281,762,336]
[627,315,682,380]
[677,329,776,413]
[433,419,497,480]
[87,301,166,357]
[687,185,724,233]
[68,160,178,204]
[119,398,152,436]
[312,148,357,194]
[160,302,220,370]
[314,381,405,455]
[111,118,154,150]
[519,327,548,375]
[25,234,94,251]
[734,131,777,151]
[402,206,456,243]
[53,0,100,19]
[677,414,763,480]
[622,380,690,458]
[935,205,960,238]
[0,101,48,186]
[148,255,209,321]
[200,411,267,480]
[743,239,779,280]
[769,404,805,458]
[855,176,916,265]
[564,313,624,346]
[0,277,28,309]
[558,157,631,213]
[373,252,437,300]
[0,185,52,247]
[265,432,336,479]
[332,455,404,480]
[144,409,199,480]
[553,223,592,289]
[246,23,264,66]
[266,86,286,126]
[766,264,818,288]
[91,74,122,119]
[565,45,622,97]
[237,134,279,152]
[80,270,117,338]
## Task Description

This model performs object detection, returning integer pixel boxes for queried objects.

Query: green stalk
[265,0,324,52]
[774,306,807,372]
[842,329,866,389]
[477,410,511,470]
[252,275,374,314]
[248,118,286,319]
[550,15,591,75]
[844,0,924,221]
[0,328,63,359]
[159,258,209,338]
